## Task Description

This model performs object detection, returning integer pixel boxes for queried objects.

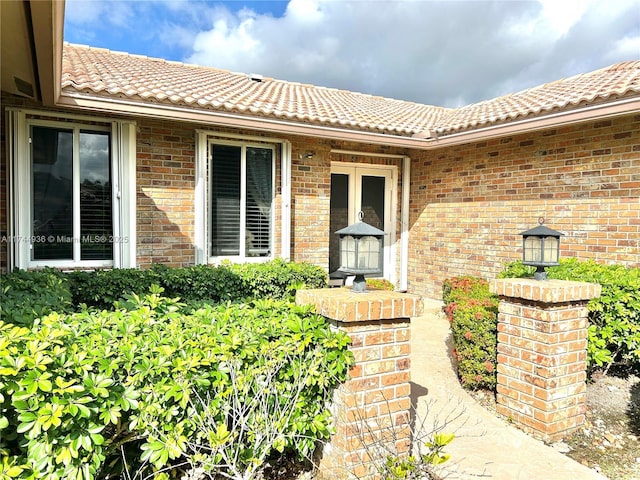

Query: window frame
[7,109,137,270]
[28,120,113,267]
[207,138,276,263]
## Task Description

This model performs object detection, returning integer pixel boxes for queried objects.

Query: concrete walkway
[411,299,607,480]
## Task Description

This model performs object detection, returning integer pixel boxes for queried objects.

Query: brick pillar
[295,288,423,479]
[489,279,601,442]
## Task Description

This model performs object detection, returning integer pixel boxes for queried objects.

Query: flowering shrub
[442,277,498,389]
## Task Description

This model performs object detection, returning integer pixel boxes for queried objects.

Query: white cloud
[64,0,640,107]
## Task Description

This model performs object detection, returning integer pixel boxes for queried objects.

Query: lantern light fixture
[520,217,564,280]
[335,212,385,293]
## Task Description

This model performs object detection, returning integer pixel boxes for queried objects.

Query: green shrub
[151,263,246,303]
[0,286,353,479]
[63,260,326,310]
[366,278,395,291]
[0,269,71,325]
[501,258,640,372]
[66,268,159,309]
[442,277,498,390]
[229,259,328,300]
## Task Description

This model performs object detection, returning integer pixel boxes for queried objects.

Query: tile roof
[437,61,640,134]
[61,43,449,136]
[61,43,640,138]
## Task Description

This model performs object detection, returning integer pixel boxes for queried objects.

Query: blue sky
[63,0,640,107]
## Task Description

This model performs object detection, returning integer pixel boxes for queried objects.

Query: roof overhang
[0,0,64,105]
[56,90,640,151]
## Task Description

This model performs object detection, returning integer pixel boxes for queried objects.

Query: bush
[151,263,246,303]
[442,277,498,390]
[0,268,71,325]
[66,268,159,309]
[229,259,327,300]
[62,260,327,310]
[501,258,640,372]
[0,287,353,479]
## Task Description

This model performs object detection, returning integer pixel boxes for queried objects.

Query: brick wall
[490,278,601,441]
[409,114,640,299]
[296,288,421,479]
[2,93,637,301]
[136,119,196,267]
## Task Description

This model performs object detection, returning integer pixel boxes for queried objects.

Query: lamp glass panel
[340,235,356,269]
[358,236,380,270]
[523,236,542,263]
[543,236,558,263]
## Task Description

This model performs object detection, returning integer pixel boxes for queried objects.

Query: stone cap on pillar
[295,288,423,322]
[490,278,601,303]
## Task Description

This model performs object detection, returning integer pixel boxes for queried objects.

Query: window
[8,110,136,269]
[31,126,113,262]
[209,142,274,259]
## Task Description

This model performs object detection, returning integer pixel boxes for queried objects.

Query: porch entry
[329,163,395,279]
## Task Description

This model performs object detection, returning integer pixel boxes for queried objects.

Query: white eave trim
[56,92,432,149]
[428,96,640,147]
[55,92,640,150]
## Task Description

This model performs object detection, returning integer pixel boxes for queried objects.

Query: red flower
[464,331,473,340]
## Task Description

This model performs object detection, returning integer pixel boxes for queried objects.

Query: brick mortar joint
[496,296,593,309]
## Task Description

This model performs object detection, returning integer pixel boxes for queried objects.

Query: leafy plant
[442,277,498,389]
[0,287,353,479]
[501,258,640,372]
[366,278,395,291]
[0,268,71,325]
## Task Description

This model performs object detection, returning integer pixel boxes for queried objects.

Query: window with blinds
[31,125,112,262]
[210,143,273,259]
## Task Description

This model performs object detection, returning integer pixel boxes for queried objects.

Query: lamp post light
[520,218,564,280]
[336,214,385,293]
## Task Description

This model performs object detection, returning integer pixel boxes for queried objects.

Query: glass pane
[245,147,272,257]
[543,236,558,263]
[80,131,112,260]
[330,173,349,273]
[358,236,381,271]
[211,145,241,256]
[524,237,541,263]
[32,126,73,260]
[361,175,385,230]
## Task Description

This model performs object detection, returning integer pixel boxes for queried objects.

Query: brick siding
[296,288,422,478]
[409,114,640,298]
[1,93,637,301]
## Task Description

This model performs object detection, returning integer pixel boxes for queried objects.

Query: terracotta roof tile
[61,43,640,137]
[436,61,640,134]
[61,43,449,136]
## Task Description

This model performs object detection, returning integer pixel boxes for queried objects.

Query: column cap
[295,288,423,322]
[490,278,601,303]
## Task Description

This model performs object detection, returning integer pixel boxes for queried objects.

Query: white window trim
[194,130,291,264]
[6,109,136,270]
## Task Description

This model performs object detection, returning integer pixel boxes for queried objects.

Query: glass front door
[329,165,393,275]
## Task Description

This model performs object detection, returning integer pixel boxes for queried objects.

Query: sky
[63,0,640,108]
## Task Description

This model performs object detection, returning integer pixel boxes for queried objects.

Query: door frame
[330,161,398,284]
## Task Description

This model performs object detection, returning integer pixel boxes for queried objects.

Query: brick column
[489,279,601,442]
[296,288,423,479]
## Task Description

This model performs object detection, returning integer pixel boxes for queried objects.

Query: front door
[329,163,394,277]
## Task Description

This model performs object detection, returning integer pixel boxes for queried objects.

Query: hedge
[442,277,498,389]
[0,287,353,479]
[0,259,328,318]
